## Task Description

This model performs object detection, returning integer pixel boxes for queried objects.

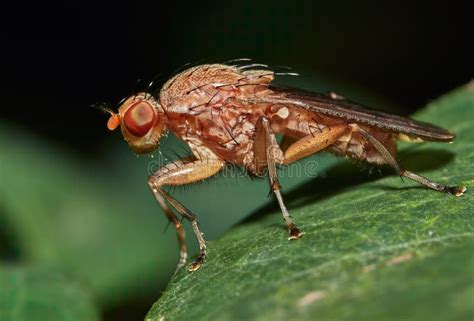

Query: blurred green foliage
[0,266,99,321]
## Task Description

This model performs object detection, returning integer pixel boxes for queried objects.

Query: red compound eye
[123,101,156,137]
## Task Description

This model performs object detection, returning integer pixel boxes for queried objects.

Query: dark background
[1,1,472,320]
[1,1,472,157]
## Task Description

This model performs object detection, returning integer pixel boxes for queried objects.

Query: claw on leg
[288,223,304,240]
[188,250,206,272]
[448,185,467,197]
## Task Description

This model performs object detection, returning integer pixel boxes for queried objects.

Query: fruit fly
[104,63,466,272]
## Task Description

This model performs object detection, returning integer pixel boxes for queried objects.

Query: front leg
[148,159,225,272]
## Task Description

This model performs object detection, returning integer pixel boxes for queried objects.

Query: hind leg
[356,126,466,196]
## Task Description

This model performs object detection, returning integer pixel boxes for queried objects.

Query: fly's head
[106,93,166,154]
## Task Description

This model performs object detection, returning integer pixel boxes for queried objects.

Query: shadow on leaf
[243,149,454,224]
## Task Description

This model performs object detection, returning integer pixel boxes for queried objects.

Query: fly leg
[254,117,303,239]
[356,126,466,197]
[148,185,187,270]
[148,159,225,272]
[254,120,349,239]
[281,125,349,165]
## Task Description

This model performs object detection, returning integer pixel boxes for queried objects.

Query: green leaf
[0,266,99,321]
[146,84,474,321]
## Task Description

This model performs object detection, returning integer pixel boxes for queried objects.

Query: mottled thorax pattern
[159,64,276,165]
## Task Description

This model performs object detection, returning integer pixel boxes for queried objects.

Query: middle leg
[253,118,301,239]
[253,121,350,239]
